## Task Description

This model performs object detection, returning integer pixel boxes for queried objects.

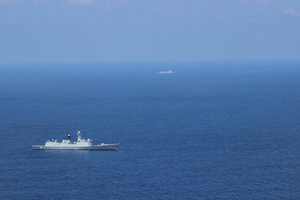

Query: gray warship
[32,131,118,150]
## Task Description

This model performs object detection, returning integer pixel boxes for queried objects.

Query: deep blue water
[0,61,300,200]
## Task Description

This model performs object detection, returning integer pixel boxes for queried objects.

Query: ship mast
[77,130,82,142]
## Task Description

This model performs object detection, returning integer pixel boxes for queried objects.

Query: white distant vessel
[32,131,118,150]
[159,69,174,74]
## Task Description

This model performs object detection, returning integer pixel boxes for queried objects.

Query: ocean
[0,61,300,200]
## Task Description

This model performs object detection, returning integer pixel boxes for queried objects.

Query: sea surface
[0,61,300,200]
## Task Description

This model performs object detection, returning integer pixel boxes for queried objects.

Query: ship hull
[32,144,118,151]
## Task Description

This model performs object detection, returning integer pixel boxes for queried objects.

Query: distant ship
[159,69,174,74]
[32,131,118,150]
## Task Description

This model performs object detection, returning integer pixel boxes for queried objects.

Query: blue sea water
[0,61,300,200]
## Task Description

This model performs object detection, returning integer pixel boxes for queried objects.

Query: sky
[0,0,300,64]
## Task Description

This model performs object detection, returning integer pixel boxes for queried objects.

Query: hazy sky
[0,0,300,63]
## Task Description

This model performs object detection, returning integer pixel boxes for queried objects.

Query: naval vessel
[159,69,174,74]
[32,131,118,150]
